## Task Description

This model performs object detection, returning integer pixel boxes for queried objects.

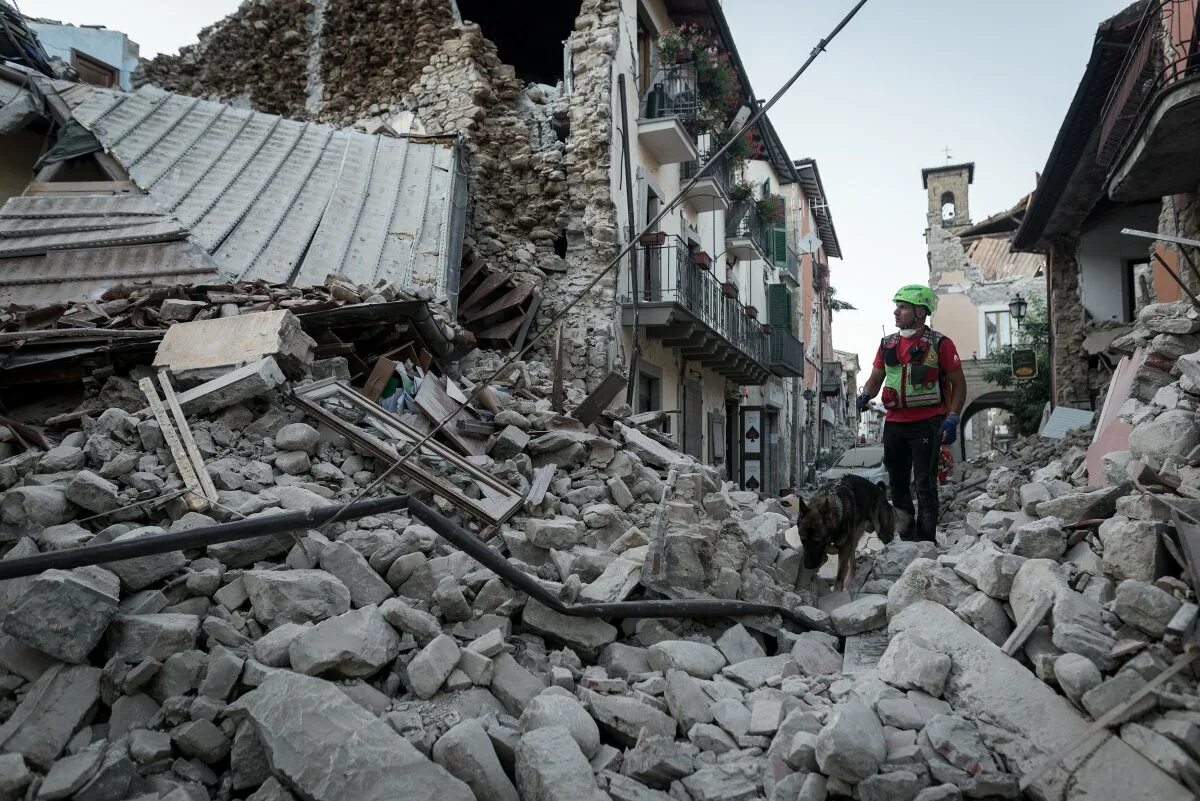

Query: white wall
[1077,204,1160,323]
[29,23,139,91]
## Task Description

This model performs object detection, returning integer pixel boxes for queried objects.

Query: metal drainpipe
[618,74,642,405]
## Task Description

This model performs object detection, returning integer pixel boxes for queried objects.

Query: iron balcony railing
[1098,0,1200,165]
[769,329,804,376]
[726,201,771,259]
[682,146,733,200]
[624,236,769,368]
[642,62,701,126]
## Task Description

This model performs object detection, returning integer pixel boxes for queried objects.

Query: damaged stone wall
[316,0,457,123]
[136,0,312,117]
[138,0,623,391]
[1048,240,1093,408]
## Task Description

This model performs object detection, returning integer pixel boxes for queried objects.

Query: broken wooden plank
[512,290,541,352]
[414,375,486,457]
[467,282,537,323]
[571,371,628,425]
[459,270,513,318]
[551,323,565,413]
[361,357,398,402]
[1001,594,1053,657]
[138,377,207,512]
[526,464,557,508]
[456,419,498,437]
[156,371,220,503]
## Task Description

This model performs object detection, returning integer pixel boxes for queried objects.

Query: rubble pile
[0,280,1042,801]
[869,300,1200,795]
[940,425,1095,523]
[0,275,464,337]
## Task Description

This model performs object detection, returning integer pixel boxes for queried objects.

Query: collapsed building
[0,2,1196,801]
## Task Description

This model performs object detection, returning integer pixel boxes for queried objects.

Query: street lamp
[1009,293,1028,328]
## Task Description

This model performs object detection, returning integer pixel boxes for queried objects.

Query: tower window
[940,192,956,223]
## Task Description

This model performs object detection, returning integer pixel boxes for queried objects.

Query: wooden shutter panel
[772,226,788,269]
[768,283,792,332]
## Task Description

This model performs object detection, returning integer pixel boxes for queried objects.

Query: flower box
[760,323,774,334]
[721,281,738,298]
[638,231,668,246]
[692,251,712,270]
[744,305,758,319]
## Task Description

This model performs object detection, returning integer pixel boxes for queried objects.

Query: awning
[821,405,836,425]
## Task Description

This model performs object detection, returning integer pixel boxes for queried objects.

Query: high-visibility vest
[880,329,945,410]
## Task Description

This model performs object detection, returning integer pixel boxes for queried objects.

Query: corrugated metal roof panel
[0,194,162,218]
[0,241,216,306]
[0,84,464,304]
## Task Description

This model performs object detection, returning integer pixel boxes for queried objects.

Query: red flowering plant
[656,23,741,125]
[756,193,786,225]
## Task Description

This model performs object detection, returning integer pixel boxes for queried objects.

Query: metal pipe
[0,495,412,581]
[404,496,816,628]
[0,488,816,630]
[1151,250,1200,308]
[618,73,642,406]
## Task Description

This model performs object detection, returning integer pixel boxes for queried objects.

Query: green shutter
[768,283,792,333]
[772,226,788,269]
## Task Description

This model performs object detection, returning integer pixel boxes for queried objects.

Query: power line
[316,0,874,533]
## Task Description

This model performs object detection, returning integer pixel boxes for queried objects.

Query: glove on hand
[941,413,960,445]
[856,391,870,413]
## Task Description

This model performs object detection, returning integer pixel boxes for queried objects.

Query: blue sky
[724,0,1134,370]
[18,0,1135,371]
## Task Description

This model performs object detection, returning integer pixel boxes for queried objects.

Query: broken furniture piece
[291,379,525,527]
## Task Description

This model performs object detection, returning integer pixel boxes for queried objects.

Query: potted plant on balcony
[756,193,786,225]
[729,179,753,203]
[721,281,738,298]
[656,24,740,127]
[691,250,712,270]
[760,323,774,335]
[744,305,758,319]
[638,231,668,246]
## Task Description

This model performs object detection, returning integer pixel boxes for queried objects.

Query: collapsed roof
[0,75,467,307]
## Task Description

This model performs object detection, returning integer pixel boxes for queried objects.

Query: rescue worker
[856,285,967,541]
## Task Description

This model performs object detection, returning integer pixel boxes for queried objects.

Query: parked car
[819,445,888,491]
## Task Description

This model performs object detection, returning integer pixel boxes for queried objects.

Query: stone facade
[137,0,312,117]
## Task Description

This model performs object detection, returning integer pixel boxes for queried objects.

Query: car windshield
[836,447,884,468]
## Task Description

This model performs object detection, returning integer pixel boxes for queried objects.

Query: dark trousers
[883,416,943,541]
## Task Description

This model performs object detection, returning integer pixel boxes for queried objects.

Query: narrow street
[0,1,1197,800]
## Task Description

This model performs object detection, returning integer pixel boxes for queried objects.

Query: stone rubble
[0,303,1198,801]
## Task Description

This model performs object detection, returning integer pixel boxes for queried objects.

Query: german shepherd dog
[782,475,901,591]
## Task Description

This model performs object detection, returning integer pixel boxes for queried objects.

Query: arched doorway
[960,391,1014,461]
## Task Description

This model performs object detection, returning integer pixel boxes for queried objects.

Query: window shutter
[772,226,788,269]
[768,283,792,332]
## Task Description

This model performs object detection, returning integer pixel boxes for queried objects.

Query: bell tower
[921,162,974,231]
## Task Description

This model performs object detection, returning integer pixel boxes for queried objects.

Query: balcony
[681,147,732,213]
[768,329,804,377]
[1100,0,1200,201]
[638,62,701,165]
[781,247,801,288]
[619,236,771,384]
[725,201,771,262]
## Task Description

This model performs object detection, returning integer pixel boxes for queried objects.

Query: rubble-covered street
[0,0,1199,800]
